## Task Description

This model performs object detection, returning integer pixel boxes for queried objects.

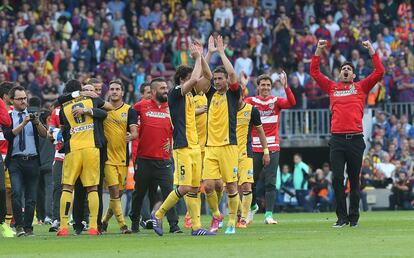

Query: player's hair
[150,77,167,90]
[0,81,14,99]
[140,82,151,94]
[256,74,273,85]
[86,77,102,85]
[109,79,123,89]
[8,85,26,99]
[64,79,82,93]
[174,65,193,85]
[213,66,228,77]
[340,61,355,73]
[29,96,42,108]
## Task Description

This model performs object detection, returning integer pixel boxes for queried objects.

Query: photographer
[3,86,47,237]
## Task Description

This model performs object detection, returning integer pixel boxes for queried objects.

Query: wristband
[263,148,269,155]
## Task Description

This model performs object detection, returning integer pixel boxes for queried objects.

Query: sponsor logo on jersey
[333,84,358,97]
[145,111,170,119]
[70,124,94,134]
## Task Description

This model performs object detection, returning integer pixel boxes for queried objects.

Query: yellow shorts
[238,153,254,185]
[62,147,100,187]
[104,164,128,190]
[203,145,238,183]
[173,147,201,187]
[5,168,11,189]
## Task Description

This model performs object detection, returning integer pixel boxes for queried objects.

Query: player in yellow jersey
[101,80,138,234]
[236,76,270,228]
[198,35,241,234]
[152,43,215,236]
[57,80,110,236]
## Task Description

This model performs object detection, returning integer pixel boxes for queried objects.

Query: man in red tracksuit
[310,40,384,228]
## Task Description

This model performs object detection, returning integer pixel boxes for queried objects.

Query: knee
[178,185,192,195]
[87,185,98,193]
[203,181,214,194]
[240,183,252,192]
[226,182,237,194]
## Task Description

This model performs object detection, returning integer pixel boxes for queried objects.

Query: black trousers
[252,152,279,212]
[8,158,40,230]
[36,168,53,221]
[52,160,63,221]
[129,158,178,226]
[0,155,6,224]
[329,134,365,223]
[72,151,105,231]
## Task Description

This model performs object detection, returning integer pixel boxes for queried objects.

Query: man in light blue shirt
[293,153,310,209]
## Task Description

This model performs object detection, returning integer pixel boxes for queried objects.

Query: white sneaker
[247,204,259,224]
[44,216,53,225]
[264,217,278,224]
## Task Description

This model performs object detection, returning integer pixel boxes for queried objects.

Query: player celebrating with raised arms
[310,39,384,228]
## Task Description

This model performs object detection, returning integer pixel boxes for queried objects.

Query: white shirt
[94,40,102,63]
[376,163,396,178]
[234,57,253,77]
[325,22,340,40]
[214,8,234,27]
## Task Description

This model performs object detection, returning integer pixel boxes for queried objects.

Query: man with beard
[129,78,181,234]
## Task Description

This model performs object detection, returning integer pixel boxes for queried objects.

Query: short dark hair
[64,79,82,93]
[39,108,51,126]
[109,79,123,89]
[294,153,302,159]
[340,62,355,73]
[213,66,228,77]
[140,82,151,94]
[150,77,167,90]
[174,65,193,85]
[256,74,272,85]
[8,85,26,99]
[0,81,14,99]
[29,96,42,108]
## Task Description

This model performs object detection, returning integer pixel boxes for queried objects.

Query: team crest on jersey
[248,169,253,177]
[244,111,249,117]
[268,103,274,109]
[121,112,127,118]
[233,167,238,177]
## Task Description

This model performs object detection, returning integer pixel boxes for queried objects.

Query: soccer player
[152,44,214,236]
[236,76,270,228]
[0,82,13,228]
[0,85,13,237]
[245,72,296,224]
[198,35,241,234]
[101,80,137,234]
[310,40,384,228]
[129,78,181,234]
[56,80,109,236]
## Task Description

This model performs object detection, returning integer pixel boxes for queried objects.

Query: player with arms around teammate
[56,81,109,236]
[236,76,270,228]
[310,40,384,228]
[152,43,214,236]
[197,35,241,234]
[245,72,296,224]
[101,80,138,234]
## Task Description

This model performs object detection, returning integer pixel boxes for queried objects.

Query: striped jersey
[245,89,296,152]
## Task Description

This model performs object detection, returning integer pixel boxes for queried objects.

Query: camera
[27,106,39,121]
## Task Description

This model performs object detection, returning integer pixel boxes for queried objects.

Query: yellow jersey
[236,103,262,157]
[194,92,207,152]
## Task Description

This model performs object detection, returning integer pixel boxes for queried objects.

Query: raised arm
[275,71,297,109]
[310,40,335,93]
[181,43,202,95]
[217,35,238,87]
[359,40,385,94]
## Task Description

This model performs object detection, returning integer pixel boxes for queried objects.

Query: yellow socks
[110,198,125,227]
[88,191,99,229]
[155,189,181,220]
[59,190,73,230]
[228,192,239,227]
[241,191,252,221]
[206,191,220,218]
[5,215,12,225]
[186,192,201,230]
[217,190,223,203]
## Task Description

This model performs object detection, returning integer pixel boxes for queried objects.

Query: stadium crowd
[1,0,414,237]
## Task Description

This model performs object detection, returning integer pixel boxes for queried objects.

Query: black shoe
[141,219,153,229]
[74,227,83,236]
[350,222,358,228]
[332,219,349,228]
[131,222,140,233]
[101,222,108,233]
[24,228,34,237]
[15,226,26,237]
[169,224,183,234]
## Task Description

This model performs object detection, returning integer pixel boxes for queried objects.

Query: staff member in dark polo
[3,85,48,236]
[310,40,384,228]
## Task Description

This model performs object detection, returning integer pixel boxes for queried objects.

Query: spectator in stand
[389,172,413,210]
[289,76,305,109]
[397,67,414,102]
[375,152,396,187]
[292,62,311,88]
[234,49,253,77]
[214,1,234,28]
[305,169,330,212]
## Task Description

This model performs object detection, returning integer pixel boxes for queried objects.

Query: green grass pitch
[1,211,413,258]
